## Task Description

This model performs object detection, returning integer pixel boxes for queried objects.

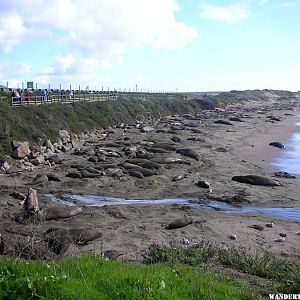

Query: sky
[0,0,299,92]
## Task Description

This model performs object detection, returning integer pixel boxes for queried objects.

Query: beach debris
[279,233,287,238]
[228,234,237,240]
[265,222,274,228]
[248,225,264,231]
[274,237,285,242]
[269,142,285,149]
[295,232,300,235]
[9,191,26,200]
[182,237,190,246]
[159,280,166,289]
[274,172,296,179]
[172,174,186,181]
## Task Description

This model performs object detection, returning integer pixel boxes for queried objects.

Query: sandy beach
[1,97,300,262]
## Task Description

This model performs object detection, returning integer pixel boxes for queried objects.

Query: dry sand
[0,98,300,261]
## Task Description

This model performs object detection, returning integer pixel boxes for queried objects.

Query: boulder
[12,142,30,159]
[0,161,10,173]
[59,130,70,144]
[45,139,55,152]
[31,155,45,166]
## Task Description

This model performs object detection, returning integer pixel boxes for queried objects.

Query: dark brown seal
[232,175,280,186]
[165,217,193,230]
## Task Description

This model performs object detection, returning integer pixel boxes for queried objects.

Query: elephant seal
[80,169,102,178]
[232,175,280,186]
[66,171,82,178]
[214,120,233,125]
[45,228,102,246]
[176,148,201,161]
[269,142,285,149]
[165,217,193,230]
[229,117,244,122]
[171,136,181,143]
[43,206,83,220]
[152,157,190,165]
[128,170,144,179]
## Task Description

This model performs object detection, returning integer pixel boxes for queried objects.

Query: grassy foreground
[0,255,261,300]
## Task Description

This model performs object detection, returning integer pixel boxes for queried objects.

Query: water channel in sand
[46,194,300,221]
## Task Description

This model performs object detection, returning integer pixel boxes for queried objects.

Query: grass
[0,256,261,300]
[143,242,300,294]
[1,89,292,159]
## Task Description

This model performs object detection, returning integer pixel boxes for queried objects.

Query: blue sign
[27,81,33,89]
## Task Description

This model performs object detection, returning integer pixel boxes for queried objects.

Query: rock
[12,142,30,159]
[0,161,10,173]
[171,136,181,143]
[196,180,211,189]
[228,234,237,240]
[45,139,55,152]
[33,174,49,184]
[61,143,73,152]
[279,233,287,237]
[141,126,155,133]
[59,130,70,144]
[102,250,122,260]
[265,222,274,228]
[274,237,285,242]
[269,142,285,149]
[47,154,62,164]
[274,172,296,179]
[31,155,45,166]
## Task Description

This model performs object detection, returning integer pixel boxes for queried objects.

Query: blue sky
[0,0,299,92]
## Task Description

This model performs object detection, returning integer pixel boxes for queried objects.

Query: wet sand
[0,97,300,261]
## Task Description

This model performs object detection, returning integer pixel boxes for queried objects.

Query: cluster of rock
[9,130,77,170]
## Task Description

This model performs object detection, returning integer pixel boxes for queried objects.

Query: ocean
[271,120,300,174]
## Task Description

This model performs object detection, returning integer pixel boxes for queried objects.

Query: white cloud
[0,14,27,53]
[200,3,247,23]
[0,0,198,87]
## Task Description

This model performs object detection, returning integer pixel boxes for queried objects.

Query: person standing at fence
[24,89,31,101]
[60,90,66,101]
[41,89,47,103]
[69,90,74,100]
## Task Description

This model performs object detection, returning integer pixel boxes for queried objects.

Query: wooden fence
[4,92,165,107]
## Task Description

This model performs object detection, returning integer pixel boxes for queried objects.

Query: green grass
[143,242,300,294]
[0,256,261,300]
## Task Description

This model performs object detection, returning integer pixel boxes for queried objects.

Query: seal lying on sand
[165,217,193,230]
[45,228,102,245]
[232,175,280,186]
[176,148,201,161]
[269,142,285,149]
[43,206,83,220]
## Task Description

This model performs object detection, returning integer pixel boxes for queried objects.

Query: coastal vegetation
[0,89,297,160]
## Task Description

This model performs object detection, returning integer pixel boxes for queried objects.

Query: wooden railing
[1,92,181,107]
